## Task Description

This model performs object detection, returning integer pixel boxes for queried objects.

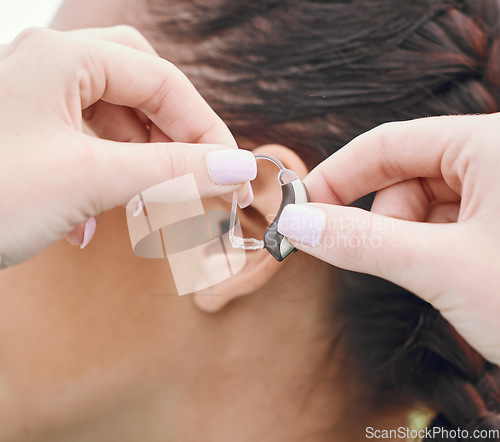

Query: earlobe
[193,144,309,313]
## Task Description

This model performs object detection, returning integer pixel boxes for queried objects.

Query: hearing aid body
[229,154,310,262]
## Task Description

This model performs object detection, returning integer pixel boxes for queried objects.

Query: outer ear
[193,144,309,312]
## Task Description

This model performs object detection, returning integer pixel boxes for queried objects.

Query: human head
[51,0,500,438]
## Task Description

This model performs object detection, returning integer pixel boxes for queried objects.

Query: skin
[293,115,500,365]
[0,25,251,268]
[0,0,413,440]
[0,193,409,441]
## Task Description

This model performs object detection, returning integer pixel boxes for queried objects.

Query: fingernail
[206,149,257,185]
[277,205,325,246]
[81,217,97,249]
[125,200,144,217]
[133,201,145,217]
[238,185,254,209]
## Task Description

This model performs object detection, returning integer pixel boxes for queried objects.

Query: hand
[0,26,255,268]
[277,114,500,365]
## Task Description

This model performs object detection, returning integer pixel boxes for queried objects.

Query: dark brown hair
[145,0,500,439]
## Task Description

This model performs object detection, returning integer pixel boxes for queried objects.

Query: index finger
[72,32,237,147]
[304,114,492,205]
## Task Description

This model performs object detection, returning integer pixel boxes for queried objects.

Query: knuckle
[9,27,55,55]
[14,26,51,44]
[377,120,400,133]
[106,25,155,54]
[112,25,146,42]
[316,167,347,205]
[72,47,104,109]
[139,61,177,115]
[372,122,405,180]
[371,121,400,150]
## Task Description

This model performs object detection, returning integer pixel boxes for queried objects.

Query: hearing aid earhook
[229,154,310,262]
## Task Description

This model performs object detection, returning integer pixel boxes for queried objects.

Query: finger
[66,217,97,249]
[371,179,429,221]
[371,177,461,221]
[59,28,153,132]
[10,28,234,145]
[70,30,252,205]
[145,121,253,207]
[76,27,156,142]
[135,109,151,128]
[79,136,257,213]
[420,177,461,203]
[83,101,149,143]
[71,26,158,56]
[86,119,257,209]
[80,101,260,207]
[149,123,173,142]
[425,202,460,223]
[304,114,492,206]
[68,35,237,148]
[277,203,459,296]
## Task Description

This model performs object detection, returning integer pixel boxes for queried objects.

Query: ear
[193,144,309,312]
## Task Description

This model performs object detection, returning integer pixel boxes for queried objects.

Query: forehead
[51,0,143,31]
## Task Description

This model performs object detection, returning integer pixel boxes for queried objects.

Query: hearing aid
[229,154,310,262]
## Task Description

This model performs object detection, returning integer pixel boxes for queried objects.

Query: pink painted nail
[277,205,325,246]
[237,185,254,209]
[206,149,257,185]
[81,217,97,249]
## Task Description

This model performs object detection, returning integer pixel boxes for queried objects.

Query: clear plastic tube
[229,191,264,250]
[228,154,287,250]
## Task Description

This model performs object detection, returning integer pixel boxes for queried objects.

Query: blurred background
[0,0,64,44]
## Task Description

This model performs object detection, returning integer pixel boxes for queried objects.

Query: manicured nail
[206,149,257,185]
[81,217,97,249]
[277,204,325,246]
[125,200,144,216]
[238,185,254,209]
[133,201,145,217]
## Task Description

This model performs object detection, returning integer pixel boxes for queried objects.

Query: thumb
[77,136,257,214]
[277,203,459,296]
